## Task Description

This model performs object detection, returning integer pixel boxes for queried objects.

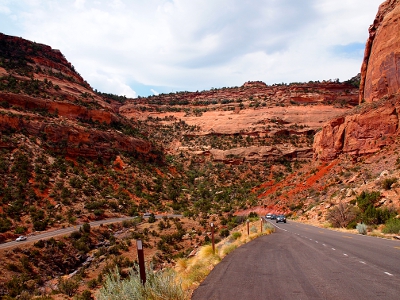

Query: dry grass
[175,220,275,296]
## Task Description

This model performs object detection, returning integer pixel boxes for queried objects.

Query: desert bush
[86,279,98,289]
[248,212,258,218]
[81,222,91,233]
[231,231,242,240]
[5,275,28,297]
[356,191,380,212]
[382,218,400,234]
[75,290,94,300]
[34,239,45,248]
[58,277,79,297]
[0,216,12,232]
[327,201,358,228]
[70,231,82,240]
[97,265,187,300]
[222,242,237,256]
[219,228,230,237]
[356,223,367,235]
[14,226,26,234]
[263,222,275,233]
[381,177,397,190]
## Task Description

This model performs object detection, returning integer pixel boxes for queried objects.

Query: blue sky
[0,0,383,97]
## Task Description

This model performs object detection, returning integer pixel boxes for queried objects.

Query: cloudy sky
[0,0,383,98]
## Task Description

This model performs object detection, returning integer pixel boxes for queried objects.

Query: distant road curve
[0,214,181,250]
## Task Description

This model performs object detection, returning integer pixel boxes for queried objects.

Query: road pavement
[192,220,400,299]
[0,214,181,250]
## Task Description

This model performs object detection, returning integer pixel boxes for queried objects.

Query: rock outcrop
[360,0,400,103]
[314,94,399,160]
[315,0,400,160]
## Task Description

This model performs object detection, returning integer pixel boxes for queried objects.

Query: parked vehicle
[276,215,286,223]
[15,236,27,242]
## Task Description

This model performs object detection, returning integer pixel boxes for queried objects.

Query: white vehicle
[15,236,27,242]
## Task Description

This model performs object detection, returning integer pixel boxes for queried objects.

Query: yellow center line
[342,236,352,239]
[394,247,400,250]
[318,231,324,234]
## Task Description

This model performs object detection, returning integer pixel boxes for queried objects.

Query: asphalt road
[0,214,182,250]
[192,220,400,300]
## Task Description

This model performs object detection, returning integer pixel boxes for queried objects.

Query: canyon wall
[315,0,400,160]
[359,0,400,103]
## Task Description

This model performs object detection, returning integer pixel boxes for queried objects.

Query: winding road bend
[0,214,182,250]
[192,220,400,300]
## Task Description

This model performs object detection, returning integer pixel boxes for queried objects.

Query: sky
[0,0,383,98]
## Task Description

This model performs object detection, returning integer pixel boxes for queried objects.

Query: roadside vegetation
[96,218,275,300]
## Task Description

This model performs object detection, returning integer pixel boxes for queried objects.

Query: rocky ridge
[0,33,157,161]
[120,80,358,163]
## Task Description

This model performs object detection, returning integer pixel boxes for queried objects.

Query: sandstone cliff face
[314,95,399,160]
[315,0,400,160]
[360,0,400,103]
[121,80,358,163]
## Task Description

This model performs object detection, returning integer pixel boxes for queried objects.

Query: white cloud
[73,0,85,9]
[150,89,159,96]
[0,0,383,96]
[0,5,11,14]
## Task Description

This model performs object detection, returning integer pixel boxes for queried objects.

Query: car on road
[276,215,286,223]
[15,236,27,242]
[270,214,277,220]
[143,212,151,217]
[266,213,273,219]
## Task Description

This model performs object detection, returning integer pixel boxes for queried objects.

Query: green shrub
[248,212,258,218]
[81,222,91,233]
[231,232,242,240]
[70,231,82,240]
[58,277,79,297]
[382,177,397,190]
[97,265,187,300]
[148,213,156,223]
[87,279,98,289]
[263,222,275,231]
[33,220,47,231]
[75,290,93,300]
[382,218,400,234]
[356,223,367,235]
[356,191,380,212]
[14,226,26,234]
[34,239,45,248]
[0,217,12,232]
[219,228,230,237]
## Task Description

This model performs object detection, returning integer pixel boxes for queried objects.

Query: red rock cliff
[315,0,400,160]
[360,0,400,103]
